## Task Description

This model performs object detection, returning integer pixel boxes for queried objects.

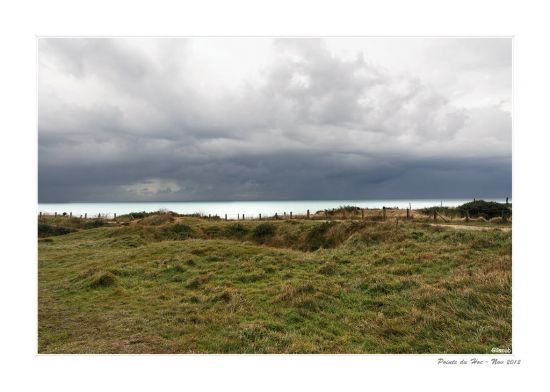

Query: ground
[38,214,512,353]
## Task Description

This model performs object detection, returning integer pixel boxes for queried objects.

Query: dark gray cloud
[38,38,512,202]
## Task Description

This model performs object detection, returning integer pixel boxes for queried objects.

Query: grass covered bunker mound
[38,213,512,353]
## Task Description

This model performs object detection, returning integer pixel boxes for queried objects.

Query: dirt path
[430,223,511,232]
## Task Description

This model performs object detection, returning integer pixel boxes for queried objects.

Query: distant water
[38,198,509,219]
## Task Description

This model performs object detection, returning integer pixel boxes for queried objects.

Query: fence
[38,206,512,223]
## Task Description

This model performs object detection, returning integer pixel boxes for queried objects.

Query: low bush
[253,223,276,238]
[224,223,248,237]
[38,223,76,237]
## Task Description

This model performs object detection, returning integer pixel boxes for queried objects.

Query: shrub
[457,200,511,219]
[253,223,276,238]
[224,223,248,237]
[324,205,362,217]
[304,222,336,250]
[38,223,76,237]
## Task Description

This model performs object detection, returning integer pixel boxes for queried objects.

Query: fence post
[114,213,116,220]
[382,207,386,220]
[242,214,245,221]
[307,209,310,219]
[225,214,227,221]
[259,213,262,220]
[406,208,410,220]
[290,212,292,219]
[284,212,286,219]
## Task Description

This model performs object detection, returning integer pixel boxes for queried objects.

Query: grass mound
[38,215,512,353]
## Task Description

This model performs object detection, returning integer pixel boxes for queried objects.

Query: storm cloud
[38,38,511,202]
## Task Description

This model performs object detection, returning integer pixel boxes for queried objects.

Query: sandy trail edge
[430,223,511,232]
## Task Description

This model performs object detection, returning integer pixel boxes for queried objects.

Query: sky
[38,37,512,202]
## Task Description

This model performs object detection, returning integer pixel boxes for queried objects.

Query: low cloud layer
[38,38,511,202]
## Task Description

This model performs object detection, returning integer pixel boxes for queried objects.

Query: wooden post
[242,214,245,221]
[275,213,278,220]
[54,212,57,217]
[406,208,410,220]
[114,213,116,220]
[225,214,227,221]
[433,210,437,222]
[290,212,292,219]
[307,209,310,219]
[259,213,262,220]
[382,207,386,220]
[284,212,286,219]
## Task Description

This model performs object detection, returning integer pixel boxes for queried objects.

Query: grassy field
[38,213,512,353]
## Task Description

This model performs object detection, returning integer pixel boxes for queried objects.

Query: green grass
[38,215,512,353]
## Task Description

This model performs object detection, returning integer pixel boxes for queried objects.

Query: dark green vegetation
[38,213,511,353]
[420,200,511,219]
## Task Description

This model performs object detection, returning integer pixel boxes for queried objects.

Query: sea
[38,198,509,219]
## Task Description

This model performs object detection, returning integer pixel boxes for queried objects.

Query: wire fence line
[37,205,512,223]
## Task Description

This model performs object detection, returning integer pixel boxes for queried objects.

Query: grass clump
[89,271,116,288]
